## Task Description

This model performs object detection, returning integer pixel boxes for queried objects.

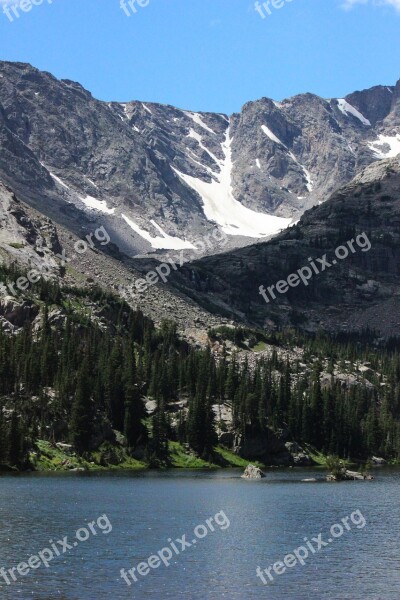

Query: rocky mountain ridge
[0,61,399,258]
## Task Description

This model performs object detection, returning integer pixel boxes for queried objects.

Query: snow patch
[48,171,70,190]
[184,111,216,135]
[288,152,314,192]
[121,105,141,132]
[116,104,130,122]
[261,124,285,146]
[303,167,314,192]
[186,148,214,174]
[256,159,261,169]
[187,128,221,168]
[173,129,291,238]
[367,133,400,159]
[337,99,371,127]
[85,177,98,189]
[142,103,152,115]
[121,214,195,250]
[80,195,115,215]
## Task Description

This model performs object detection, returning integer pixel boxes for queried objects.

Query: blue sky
[0,0,399,114]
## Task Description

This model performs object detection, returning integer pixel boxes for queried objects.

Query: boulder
[241,464,266,479]
[285,442,312,466]
[145,399,157,415]
[0,296,38,327]
[56,442,73,454]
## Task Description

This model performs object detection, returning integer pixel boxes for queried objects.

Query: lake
[0,468,399,599]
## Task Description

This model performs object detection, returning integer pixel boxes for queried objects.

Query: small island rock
[241,464,266,479]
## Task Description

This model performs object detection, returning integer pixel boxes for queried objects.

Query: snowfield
[173,129,291,238]
[80,195,116,215]
[337,99,371,127]
[368,133,400,159]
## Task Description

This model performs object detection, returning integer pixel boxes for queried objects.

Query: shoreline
[1,439,396,474]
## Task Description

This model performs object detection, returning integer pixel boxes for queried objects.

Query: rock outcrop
[241,464,266,479]
[327,470,374,482]
[284,442,312,466]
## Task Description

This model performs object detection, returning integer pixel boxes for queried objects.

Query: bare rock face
[241,464,266,479]
[0,296,38,327]
[0,61,399,257]
[170,156,400,337]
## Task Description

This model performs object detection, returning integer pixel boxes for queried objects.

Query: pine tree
[8,410,23,467]
[70,358,93,454]
[124,345,146,449]
[151,397,169,465]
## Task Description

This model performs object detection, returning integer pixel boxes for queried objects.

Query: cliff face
[168,156,400,337]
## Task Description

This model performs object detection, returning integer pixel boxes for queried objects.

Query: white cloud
[342,0,400,11]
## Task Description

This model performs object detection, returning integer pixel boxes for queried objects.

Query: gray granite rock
[0,61,399,258]
[241,464,266,479]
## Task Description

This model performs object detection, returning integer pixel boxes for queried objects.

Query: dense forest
[1,264,400,470]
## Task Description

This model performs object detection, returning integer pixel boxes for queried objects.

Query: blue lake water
[0,468,399,599]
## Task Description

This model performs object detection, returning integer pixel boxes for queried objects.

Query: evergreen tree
[70,358,93,454]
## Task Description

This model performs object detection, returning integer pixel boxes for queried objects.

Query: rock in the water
[241,464,266,479]
[327,469,374,482]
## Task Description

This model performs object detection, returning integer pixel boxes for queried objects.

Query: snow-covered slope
[173,129,291,238]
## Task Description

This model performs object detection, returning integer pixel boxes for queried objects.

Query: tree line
[1,276,400,468]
